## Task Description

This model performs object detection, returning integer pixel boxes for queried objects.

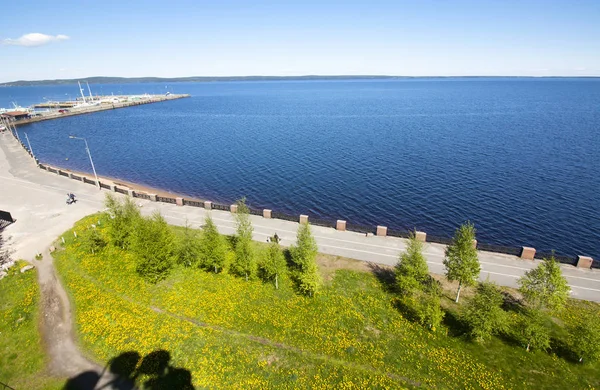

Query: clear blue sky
[1,0,599,82]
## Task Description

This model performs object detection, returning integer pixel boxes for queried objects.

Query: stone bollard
[336,220,346,231]
[55,169,61,176]
[175,197,184,206]
[576,256,593,269]
[230,204,238,213]
[68,172,74,179]
[472,239,478,249]
[520,247,536,260]
[204,201,212,210]
[127,189,135,198]
[263,209,272,219]
[110,184,117,192]
[376,226,387,237]
[299,214,309,225]
[415,231,427,242]
[148,194,157,202]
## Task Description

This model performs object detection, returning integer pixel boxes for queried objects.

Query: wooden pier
[8,94,190,126]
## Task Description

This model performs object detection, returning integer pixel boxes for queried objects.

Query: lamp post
[69,135,100,189]
[24,132,37,163]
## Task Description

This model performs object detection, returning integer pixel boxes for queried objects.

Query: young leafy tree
[177,220,201,267]
[462,281,507,342]
[443,221,480,303]
[79,227,106,255]
[198,215,227,273]
[517,254,570,311]
[104,193,141,249]
[568,310,600,363]
[260,238,287,289]
[395,231,429,296]
[412,292,445,332]
[514,309,551,352]
[290,223,321,297]
[232,198,256,281]
[130,212,176,283]
[297,260,321,297]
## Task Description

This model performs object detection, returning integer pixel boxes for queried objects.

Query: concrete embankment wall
[36,166,600,270]
[5,125,597,270]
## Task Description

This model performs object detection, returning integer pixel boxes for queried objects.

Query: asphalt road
[1,131,599,302]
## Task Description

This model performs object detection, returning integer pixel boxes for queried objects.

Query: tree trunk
[455,282,462,303]
[245,272,248,282]
[215,265,217,273]
[275,274,278,290]
[526,344,530,352]
[579,357,583,363]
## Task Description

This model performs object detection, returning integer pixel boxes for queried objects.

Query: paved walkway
[1,131,599,302]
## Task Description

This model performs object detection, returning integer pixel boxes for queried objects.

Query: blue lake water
[3,79,599,259]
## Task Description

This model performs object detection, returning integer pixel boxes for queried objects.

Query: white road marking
[3,173,599,293]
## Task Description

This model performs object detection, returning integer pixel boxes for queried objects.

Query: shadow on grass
[501,291,525,314]
[442,309,469,338]
[63,349,194,390]
[549,337,579,363]
[391,297,419,323]
[496,329,526,349]
[367,263,397,293]
[282,249,316,297]
[225,234,238,249]
[283,248,294,269]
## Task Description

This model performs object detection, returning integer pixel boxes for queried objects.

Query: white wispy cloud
[2,33,70,47]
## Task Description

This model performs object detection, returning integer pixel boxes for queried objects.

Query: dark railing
[346,222,374,234]
[426,235,454,245]
[248,208,263,216]
[387,229,411,238]
[47,167,57,173]
[271,211,298,222]
[135,193,151,200]
[71,174,81,181]
[99,182,111,190]
[115,187,128,195]
[534,252,578,267]
[311,217,335,229]
[212,203,229,211]
[83,177,95,185]
[183,199,203,208]
[59,170,69,177]
[157,196,176,204]
[38,164,46,170]
[476,243,521,256]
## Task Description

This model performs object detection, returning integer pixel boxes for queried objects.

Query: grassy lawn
[53,214,600,389]
[0,261,64,390]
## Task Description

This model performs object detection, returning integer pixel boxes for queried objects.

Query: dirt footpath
[37,249,122,389]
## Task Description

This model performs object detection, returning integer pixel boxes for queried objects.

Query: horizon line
[2,74,600,85]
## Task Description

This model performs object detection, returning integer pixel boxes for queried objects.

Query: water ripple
[10,79,600,258]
